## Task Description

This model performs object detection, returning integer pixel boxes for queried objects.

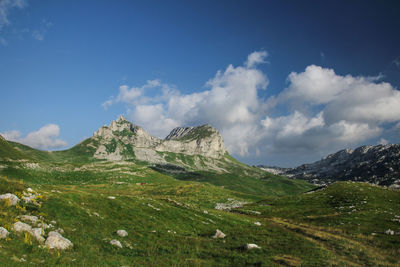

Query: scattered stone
[37,223,52,229]
[147,203,160,211]
[50,220,57,225]
[245,243,261,250]
[123,241,134,249]
[30,228,45,243]
[215,199,248,210]
[27,188,34,193]
[55,228,64,234]
[203,210,208,214]
[110,239,122,248]
[20,215,39,224]
[45,231,73,250]
[212,229,226,239]
[254,222,261,226]
[13,222,32,233]
[117,230,128,237]
[0,227,9,239]
[0,193,20,206]
[107,196,116,200]
[385,229,395,235]
[22,194,36,203]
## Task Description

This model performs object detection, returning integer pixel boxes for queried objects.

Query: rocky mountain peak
[165,127,195,140]
[90,116,227,163]
[268,143,400,187]
[165,124,216,141]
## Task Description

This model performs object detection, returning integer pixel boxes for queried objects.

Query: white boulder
[20,215,38,224]
[30,228,45,243]
[13,221,32,232]
[45,231,73,250]
[110,239,122,248]
[245,243,261,250]
[0,193,20,206]
[385,229,395,235]
[117,230,128,237]
[212,229,226,239]
[0,227,9,239]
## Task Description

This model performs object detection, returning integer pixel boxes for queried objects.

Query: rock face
[260,144,400,187]
[91,115,227,162]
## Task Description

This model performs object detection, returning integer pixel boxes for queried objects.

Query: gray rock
[0,193,20,206]
[0,227,9,239]
[117,230,128,237]
[20,215,38,224]
[212,229,226,239]
[13,221,32,232]
[245,243,261,250]
[30,228,45,243]
[110,239,122,248]
[45,231,73,250]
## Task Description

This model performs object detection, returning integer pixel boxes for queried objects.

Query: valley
[0,117,399,266]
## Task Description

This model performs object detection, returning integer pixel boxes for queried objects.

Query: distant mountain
[91,116,227,162]
[259,144,400,188]
[2,116,259,174]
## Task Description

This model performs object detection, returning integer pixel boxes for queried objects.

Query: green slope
[0,136,28,160]
[0,175,398,266]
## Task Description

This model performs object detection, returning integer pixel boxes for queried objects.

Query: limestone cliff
[91,115,227,163]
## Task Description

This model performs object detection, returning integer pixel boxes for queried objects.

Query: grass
[0,138,399,266]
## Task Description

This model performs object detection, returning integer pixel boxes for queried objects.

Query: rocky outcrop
[0,193,20,206]
[261,144,400,187]
[45,231,73,250]
[0,227,9,239]
[91,115,227,162]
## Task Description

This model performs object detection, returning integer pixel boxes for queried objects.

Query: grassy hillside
[0,138,398,266]
[0,137,28,160]
[0,175,399,266]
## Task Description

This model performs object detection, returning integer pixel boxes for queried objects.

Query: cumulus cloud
[105,51,269,155]
[245,50,268,68]
[103,51,400,166]
[1,124,67,150]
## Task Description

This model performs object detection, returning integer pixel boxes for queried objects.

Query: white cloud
[1,124,67,150]
[245,50,268,68]
[103,51,400,165]
[1,130,21,140]
[378,138,389,145]
[102,79,163,109]
[0,0,27,30]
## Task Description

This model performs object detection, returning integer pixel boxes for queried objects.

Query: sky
[1,0,400,167]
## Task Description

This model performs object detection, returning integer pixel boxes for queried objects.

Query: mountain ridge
[260,144,400,188]
[90,115,227,163]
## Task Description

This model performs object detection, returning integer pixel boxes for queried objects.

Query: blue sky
[1,0,399,166]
